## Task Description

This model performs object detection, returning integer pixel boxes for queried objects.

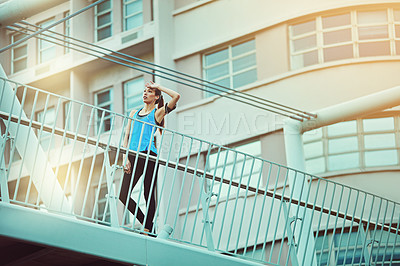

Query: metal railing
[1,76,400,265]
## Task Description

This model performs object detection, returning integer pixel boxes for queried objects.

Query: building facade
[1,0,400,265]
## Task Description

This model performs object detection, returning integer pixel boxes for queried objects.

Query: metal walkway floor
[0,203,263,266]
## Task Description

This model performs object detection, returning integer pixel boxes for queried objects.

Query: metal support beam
[198,174,215,252]
[0,66,70,212]
[359,224,372,265]
[103,150,120,228]
[282,200,300,266]
[283,121,318,266]
[0,134,10,203]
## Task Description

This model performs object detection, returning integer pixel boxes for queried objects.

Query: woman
[120,80,180,234]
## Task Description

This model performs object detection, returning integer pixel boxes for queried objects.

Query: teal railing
[1,77,400,265]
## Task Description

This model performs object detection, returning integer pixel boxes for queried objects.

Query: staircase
[1,76,400,265]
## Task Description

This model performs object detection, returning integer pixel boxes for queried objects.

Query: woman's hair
[155,89,164,133]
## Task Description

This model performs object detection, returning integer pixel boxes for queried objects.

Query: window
[95,0,112,41]
[315,229,400,265]
[207,140,263,199]
[290,9,400,69]
[203,39,257,98]
[38,19,57,63]
[124,77,144,116]
[395,10,400,54]
[94,88,113,134]
[303,115,400,174]
[11,32,28,73]
[123,0,143,31]
[64,11,70,53]
[36,107,56,150]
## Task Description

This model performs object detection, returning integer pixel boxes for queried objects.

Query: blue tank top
[129,108,158,154]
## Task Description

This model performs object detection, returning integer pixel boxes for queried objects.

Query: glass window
[357,10,388,24]
[365,150,398,167]
[303,128,323,142]
[292,50,318,68]
[363,117,394,132]
[38,19,57,63]
[323,44,353,62]
[322,13,351,29]
[328,136,358,154]
[395,10,400,21]
[290,9,400,70]
[304,116,400,174]
[305,157,326,174]
[358,25,388,40]
[395,9,400,54]
[333,232,364,264]
[11,32,28,73]
[203,40,257,98]
[292,35,317,52]
[124,77,144,115]
[323,29,352,45]
[123,0,143,31]
[36,107,56,150]
[316,229,400,265]
[95,0,112,41]
[328,152,359,171]
[304,141,323,158]
[95,88,113,133]
[291,20,316,36]
[205,49,228,65]
[359,41,390,57]
[327,120,357,136]
[364,134,396,149]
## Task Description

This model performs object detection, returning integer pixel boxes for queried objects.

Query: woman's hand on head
[145,81,159,90]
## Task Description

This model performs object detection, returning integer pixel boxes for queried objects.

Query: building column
[153,0,182,232]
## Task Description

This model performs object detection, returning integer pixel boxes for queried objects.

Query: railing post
[198,173,216,251]
[359,224,372,265]
[103,150,120,228]
[0,134,10,203]
[282,200,300,266]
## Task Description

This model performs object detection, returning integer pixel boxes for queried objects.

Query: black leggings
[119,151,158,232]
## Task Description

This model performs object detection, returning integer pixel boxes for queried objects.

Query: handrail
[1,110,399,236]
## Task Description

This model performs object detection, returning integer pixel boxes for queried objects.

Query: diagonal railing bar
[14,20,316,120]
[6,25,309,122]
[1,109,399,236]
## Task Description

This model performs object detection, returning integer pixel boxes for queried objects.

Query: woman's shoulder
[129,109,138,117]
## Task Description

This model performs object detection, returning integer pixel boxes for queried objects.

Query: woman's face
[143,87,159,104]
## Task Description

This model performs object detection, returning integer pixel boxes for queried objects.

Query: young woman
[119,81,180,234]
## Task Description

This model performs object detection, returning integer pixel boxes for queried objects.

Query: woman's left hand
[145,81,160,90]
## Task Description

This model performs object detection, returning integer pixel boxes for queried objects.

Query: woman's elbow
[175,93,181,101]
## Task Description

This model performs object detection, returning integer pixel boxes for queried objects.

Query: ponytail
[155,90,164,133]
[157,94,164,110]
